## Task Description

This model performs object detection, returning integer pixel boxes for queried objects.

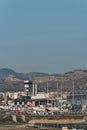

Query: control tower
[24,80,32,96]
[24,80,37,97]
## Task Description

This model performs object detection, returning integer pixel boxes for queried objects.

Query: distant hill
[0,68,16,77]
[0,68,87,93]
[0,68,49,79]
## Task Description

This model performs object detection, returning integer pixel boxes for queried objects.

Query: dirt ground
[29,118,86,124]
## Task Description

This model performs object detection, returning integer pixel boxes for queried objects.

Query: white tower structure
[32,83,38,96]
[24,80,30,96]
[32,83,35,96]
[35,83,37,96]
[24,80,38,97]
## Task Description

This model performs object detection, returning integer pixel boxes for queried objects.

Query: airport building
[67,91,87,106]
[10,80,58,109]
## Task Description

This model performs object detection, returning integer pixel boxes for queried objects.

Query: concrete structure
[21,115,26,122]
[3,94,8,105]
[12,115,17,122]
[12,115,26,122]
[32,83,37,96]
[14,92,19,99]
[67,91,87,105]
[32,92,47,99]
[62,127,68,130]
[5,91,26,100]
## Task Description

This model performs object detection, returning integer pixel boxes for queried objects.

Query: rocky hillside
[0,68,87,93]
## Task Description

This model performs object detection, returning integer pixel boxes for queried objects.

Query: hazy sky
[0,0,87,74]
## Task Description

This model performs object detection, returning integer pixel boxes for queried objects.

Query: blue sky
[0,0,87,74]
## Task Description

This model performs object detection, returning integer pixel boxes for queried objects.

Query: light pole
[60,82,63,113]
[57,82,59,107]
[47,82,48,104]
[72,79,75,105]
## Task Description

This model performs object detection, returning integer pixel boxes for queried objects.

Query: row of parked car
[25,110,54,116]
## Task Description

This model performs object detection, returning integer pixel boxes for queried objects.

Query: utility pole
[60,81,63,113]
[72,80,75,105]
[57,82,58,107]
[47,82,48,104]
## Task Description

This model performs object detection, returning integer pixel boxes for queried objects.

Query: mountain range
[0,68,87,93]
